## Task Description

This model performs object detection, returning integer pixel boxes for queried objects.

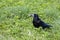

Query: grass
[0,0,60,40]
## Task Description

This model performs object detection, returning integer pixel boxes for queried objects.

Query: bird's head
[28,13,40,20]
[28,14,39,18]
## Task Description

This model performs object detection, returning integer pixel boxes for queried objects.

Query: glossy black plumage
[30,14,51,29]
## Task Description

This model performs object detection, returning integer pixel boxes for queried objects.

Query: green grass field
[0,0,60,40]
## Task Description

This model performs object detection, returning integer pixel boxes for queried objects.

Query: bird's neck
[33,16,40,21]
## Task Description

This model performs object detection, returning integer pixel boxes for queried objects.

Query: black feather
[30,14,52,29]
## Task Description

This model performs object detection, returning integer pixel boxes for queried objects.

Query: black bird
[29,14,52,29]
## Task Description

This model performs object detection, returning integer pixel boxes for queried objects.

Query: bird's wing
[36,20,40,23]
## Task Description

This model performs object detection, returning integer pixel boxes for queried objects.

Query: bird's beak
[28,14,34,17]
